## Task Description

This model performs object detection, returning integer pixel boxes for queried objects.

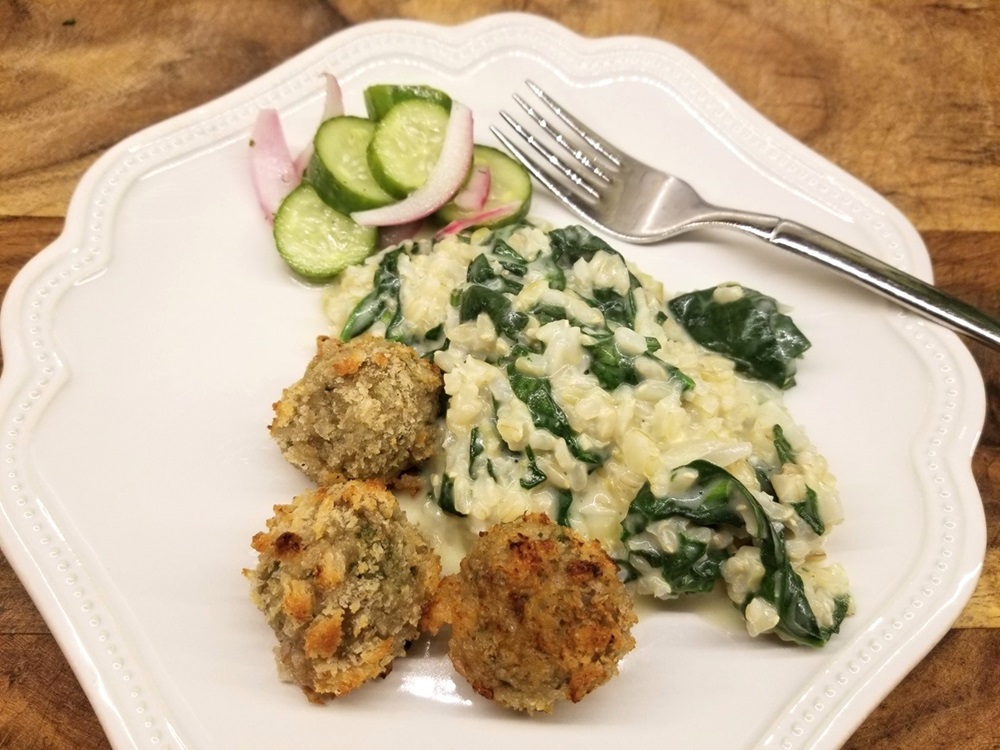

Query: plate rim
[0,11,987,750]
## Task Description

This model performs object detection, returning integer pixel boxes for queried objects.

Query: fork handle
[749,219,1000,351]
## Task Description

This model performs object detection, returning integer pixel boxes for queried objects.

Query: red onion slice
[434,201,521,238]
[378,220,425,249]
[319,73,345,120]
[249,108,297,223]
[352,102,474,227]
[452,165,491,211]
[294,73,346,177]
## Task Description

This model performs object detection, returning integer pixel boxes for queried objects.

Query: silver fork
[490,81,1000,351]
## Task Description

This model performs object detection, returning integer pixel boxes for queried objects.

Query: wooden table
[1,2,997,748]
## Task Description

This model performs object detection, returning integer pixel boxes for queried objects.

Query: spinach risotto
[323,222,852,646]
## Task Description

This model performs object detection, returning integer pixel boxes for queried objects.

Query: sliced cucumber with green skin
[305,116,395,213]
[273,183,377,281]
[363,84,452,120]
[436,145,533,228]
[367,99,452,198]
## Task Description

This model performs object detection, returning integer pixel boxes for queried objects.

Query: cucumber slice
[363,84,452,120]
[273,183,377,281]
[367,99,451,198]
[436,145,532,228]
[305,116,395,213]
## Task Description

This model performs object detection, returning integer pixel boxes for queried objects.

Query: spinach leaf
[458,285,528,339]
[769,424,825,534]
[667,365,696,392]
[586,335,640,390]
[490,238,529,277]
[591,287,636,328]
[556,489,574,526]
[505,361,603,465]
[772,423,797,465]
[420,323,450,360]
[529,304,569,325]
[519,446,547,488]
[468,427,485,479]
[684,460,845,646]
[545,260,567,291]
[754,464,775,496]
[619,476,739,594]
[548,225,641,327]
[624,476,745,532]
[435,474,467,517]
[753,514,847,647]
[470,398,555,490]
[792,486,825,535]
[620,460,848,646]
[340,247,407,341]
[549,225,617,265]
[467,253,523,294]
[585,335,694,393]
[668,286,811,389]
[625,536,730,595]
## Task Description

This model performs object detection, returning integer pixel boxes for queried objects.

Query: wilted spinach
[467,253,523,295]
[434,474,466,517]
[505,357,603,465]
[530,304,569,325]
[619,460,848,646]
[519,446,547,489]
[490,238,529,277]
[772,423,797,465]
[792,487,825,536]
[668,286,811,389]
[556,488,574,526]
[585,334,694,392]
[590,287,636,328]
[458,284,528,339]
[340,247,407,341]
[549,225,617,265]
[468,427,485,479]
[771,424,825,535]
[549,225,642,327]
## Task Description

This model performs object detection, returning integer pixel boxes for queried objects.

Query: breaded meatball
[246,480,440,701]
[269,335,443,485]
[424,513,636,713]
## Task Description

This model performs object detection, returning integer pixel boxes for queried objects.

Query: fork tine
[511,92,612,183]
[496,110,602,200]
[488,125,597,219]
[525,80,624,167]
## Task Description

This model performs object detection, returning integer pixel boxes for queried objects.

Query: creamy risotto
[323,222,852,646]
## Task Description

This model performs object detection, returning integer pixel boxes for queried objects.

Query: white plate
[0,12,986,750]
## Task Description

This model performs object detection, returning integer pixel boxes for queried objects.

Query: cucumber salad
[250,80,852,647]
[249,76,531,280]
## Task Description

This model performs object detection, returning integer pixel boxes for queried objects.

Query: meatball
[246,480,441,701]
[424,513,636,713]
[269,335,443,485]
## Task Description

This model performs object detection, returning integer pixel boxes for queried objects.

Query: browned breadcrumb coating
[423,513,636,714]
[269,335,443,485]
[245,480,441,702]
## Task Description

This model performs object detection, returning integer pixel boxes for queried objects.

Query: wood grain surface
[1,1,998,748]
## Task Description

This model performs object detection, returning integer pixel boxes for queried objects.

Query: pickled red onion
[452,165,491,211]
[434,201,520,238]
[249,108,297,223]
[378,220,424,249]
[294,73,345,176]
[352,102,474,227]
